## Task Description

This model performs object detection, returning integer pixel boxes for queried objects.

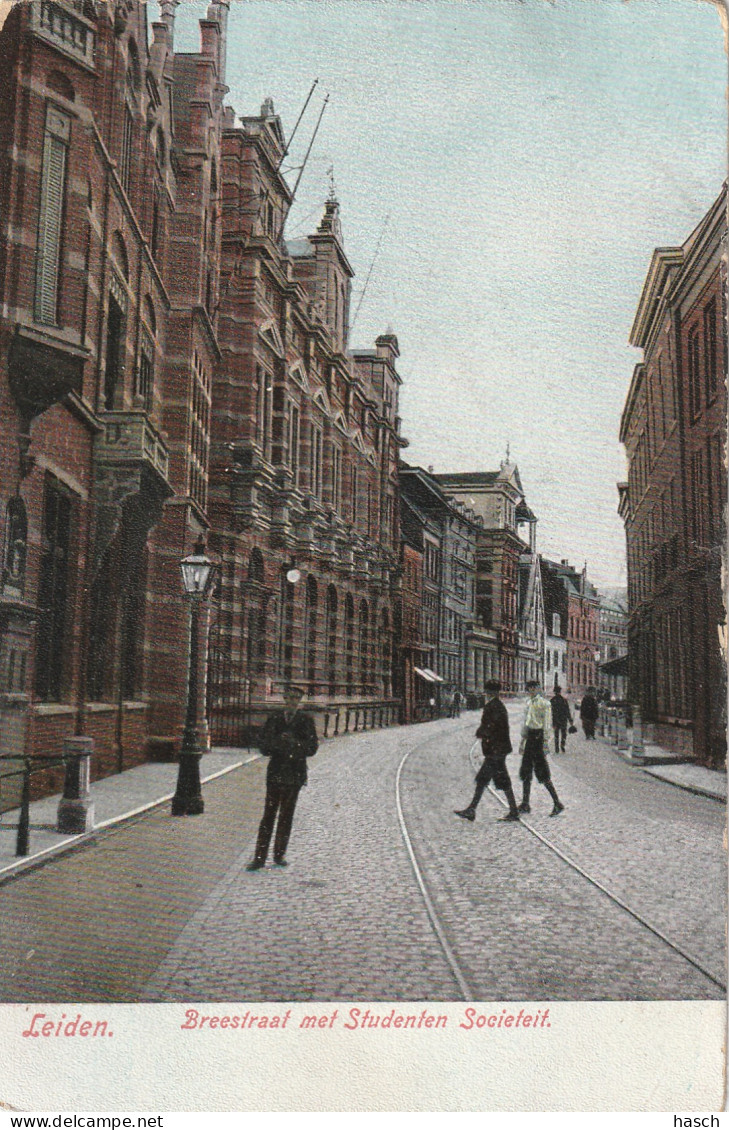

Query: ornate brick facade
[205,99,404,741]
[0,2,407,798]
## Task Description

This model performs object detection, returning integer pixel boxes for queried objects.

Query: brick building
[205,97,405,742]
[399,465,480,710]
[0,1,405,808]
[539,560,600,698]
[0,0,231,805]
[619,185,726,766]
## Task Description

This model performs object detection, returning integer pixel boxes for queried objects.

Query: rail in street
[0,706,724,1004]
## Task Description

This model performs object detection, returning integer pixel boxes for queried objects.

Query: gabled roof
[258,319,285,359]
[288,360,310,392]
[311,385,331,415]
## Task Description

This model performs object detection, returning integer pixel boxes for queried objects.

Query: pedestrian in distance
[246,684,318,871]
[454,679,520,823]
[518,680,565,817]
[451,689,462,718]
[580,686,599,740]
[550,685,573,753]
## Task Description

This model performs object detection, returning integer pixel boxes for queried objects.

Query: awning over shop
[414,666,444,683]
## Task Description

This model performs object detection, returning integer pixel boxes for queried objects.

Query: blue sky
[164,0,726,587]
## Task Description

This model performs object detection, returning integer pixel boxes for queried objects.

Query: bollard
[57,736,95,835]
[630,705,645,760]
[617,711,629,751]
[16,758,31,857]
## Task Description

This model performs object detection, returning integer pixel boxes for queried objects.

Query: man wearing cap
[246,685,318,871]
[518,680,565,816]
[550,685,573,753]
[454,680,520,823]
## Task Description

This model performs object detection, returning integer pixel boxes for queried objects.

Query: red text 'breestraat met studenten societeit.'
[177,1007,553,1031]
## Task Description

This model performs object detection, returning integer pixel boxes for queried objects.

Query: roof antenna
[350,213,390,331]
[277,78,319,173]
[290,94,330,202]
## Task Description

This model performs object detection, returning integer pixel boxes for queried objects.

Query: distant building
[540,560,569,693]
[540,560,600,699]
[399,465,480,708]
[619,185,726,767]
[436,463,541,693]
[597,594,628,699]
[396,494,431,722]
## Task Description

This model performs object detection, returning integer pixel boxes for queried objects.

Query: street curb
[0,755,260,887]
[596,732,723,804]
[638,767,726,804]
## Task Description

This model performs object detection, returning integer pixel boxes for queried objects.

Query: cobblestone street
[0,708,724,1003]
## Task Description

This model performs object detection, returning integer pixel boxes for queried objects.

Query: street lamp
[172,537,217,816]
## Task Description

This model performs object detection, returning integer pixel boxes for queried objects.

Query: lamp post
[172,538,217,817]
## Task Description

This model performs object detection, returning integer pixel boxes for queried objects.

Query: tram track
[394,727,726,1001]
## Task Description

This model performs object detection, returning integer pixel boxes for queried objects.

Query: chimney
[206,0,230,85]
[158,0,179,46]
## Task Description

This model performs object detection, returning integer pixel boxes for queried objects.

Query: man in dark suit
[246,685,318,870]
[580,687,599,740]
[551,685,573,752]
[454,679,520,823]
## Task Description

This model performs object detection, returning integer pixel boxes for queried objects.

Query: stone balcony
[94,410,172,524]
[93,411,172,562]
[30,0,96,70]
[96,411,169,482]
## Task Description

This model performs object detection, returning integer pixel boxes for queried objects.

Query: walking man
[518,680,564,817]
[551,685,572,753]
[246,685,318,871]
[454,680,520,823]
[580,687,599,740]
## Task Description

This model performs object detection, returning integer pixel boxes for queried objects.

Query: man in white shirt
[518,680,565,817]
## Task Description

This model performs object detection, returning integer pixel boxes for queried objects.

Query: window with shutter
[35,107,70,325]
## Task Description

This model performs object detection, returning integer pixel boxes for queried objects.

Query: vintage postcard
[0,0,726,1114]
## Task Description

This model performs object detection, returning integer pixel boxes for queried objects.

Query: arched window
[111,231,129,280]
[245,549,266,675]
[380,607,391,697]
[2,496,27,594]
[278,567,295,681]
[303,575,318,692]
[326,585,338,696]
[136,296,156,409]
[126,38,141,98]
[344,593,354,696]
[358,600,369,695]
[248,548,264,585]
[155,127,166,171]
